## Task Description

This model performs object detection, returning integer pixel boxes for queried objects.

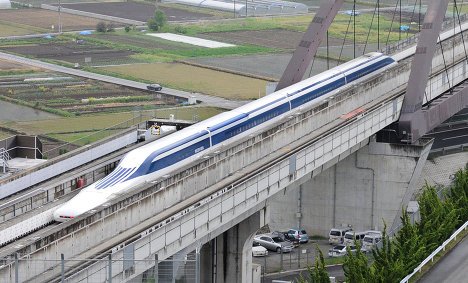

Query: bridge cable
[385,0,401,48]
[353,0,356,59]
[362,0,379,55]
[337,7,354,66]
[438,35,452,93]
[404,0,419,39]
[454,0,468,63]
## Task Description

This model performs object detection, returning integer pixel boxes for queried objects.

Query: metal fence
[8,252,200,283]
[43,107,199,159]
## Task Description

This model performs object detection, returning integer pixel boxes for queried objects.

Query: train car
[53,52,396,222]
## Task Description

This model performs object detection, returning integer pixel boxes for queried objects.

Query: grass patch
[103,63,270,100]
[0,19,49,37]
[309,235,328,240]
[324,257,346,265]
[0,69,37,76]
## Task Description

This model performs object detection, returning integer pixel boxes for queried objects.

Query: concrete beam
[398,0,450,142]
[276,0,344,91]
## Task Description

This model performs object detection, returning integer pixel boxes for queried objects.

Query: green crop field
[103,62,270,100]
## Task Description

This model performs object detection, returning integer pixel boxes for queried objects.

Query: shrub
[106,22,115,32]
[125,25,130,33]
[147,18,158,31]
[96,21,107,33]
[174,26,187,34]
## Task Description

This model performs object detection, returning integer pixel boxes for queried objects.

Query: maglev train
[53,52,396,222]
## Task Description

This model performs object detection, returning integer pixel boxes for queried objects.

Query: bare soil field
[0,58,43,72]
[89,33,193,50]
[60,2,215,22]
[0,41,139,66]
[0,9,123,33]
[198,29,353,51]
[103,62,270,100]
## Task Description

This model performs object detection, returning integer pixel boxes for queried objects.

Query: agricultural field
[58,1,217,22]
[0,74,178,115]
[103,62,271,100]
[0,39,142,67]
[1,106,223,143]
[0,9,123,36]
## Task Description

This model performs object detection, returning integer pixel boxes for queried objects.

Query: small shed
[0,0,11,9]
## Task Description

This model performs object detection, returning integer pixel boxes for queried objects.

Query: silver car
[253,234,294,253]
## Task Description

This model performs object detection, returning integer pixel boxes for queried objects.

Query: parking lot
[252,239,336,273]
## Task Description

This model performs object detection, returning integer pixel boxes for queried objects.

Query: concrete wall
[267,139,433,236]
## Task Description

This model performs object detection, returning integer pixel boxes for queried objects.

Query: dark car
[271,231,300,247]
[147,84,162,91]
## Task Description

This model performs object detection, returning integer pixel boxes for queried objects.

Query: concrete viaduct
[1,0,468,282]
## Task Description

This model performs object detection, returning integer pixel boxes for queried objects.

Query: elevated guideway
[2,14,468,282]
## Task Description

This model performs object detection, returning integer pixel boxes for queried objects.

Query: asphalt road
[0,52,247,110]
[419,236,468,283]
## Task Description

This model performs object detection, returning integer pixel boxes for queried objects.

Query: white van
[328,227,352,245]
[361,231,382,252]
[343,231,367,245]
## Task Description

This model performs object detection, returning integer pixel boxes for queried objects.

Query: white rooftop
[7,157,47,170]
[147,33,236,48]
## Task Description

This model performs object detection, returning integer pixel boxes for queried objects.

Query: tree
[298,244,330,283]
[154,9,167,29]
[393,208,426,276]
[124,25,131,32]
[96,21,107,33]
[147,18,158,31]
[371,222,405,282]
[343,240,374,283]
[417,184,458,254]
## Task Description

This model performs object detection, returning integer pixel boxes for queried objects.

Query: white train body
[53,52,396,222]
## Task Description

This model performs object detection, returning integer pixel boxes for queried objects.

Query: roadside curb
[263,263,343,277]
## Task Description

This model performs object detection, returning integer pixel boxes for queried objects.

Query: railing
[429,142,468,157]
[0,148,10,173]
[383,13,468,56]
[400,220,468,283]
[43,107,199,159]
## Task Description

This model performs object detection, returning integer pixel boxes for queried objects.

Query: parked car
[328,244,357,257]
[147,83,162,91]
[328,227,352,245]
[252,241,268,257]
[361,231,382,253]
[343,231,367,246]
[286,228,309,243]
[253,234,294,253]
[271,231,300,247]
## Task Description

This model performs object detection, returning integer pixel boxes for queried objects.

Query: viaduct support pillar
[200,211,261,283]
[268,138,433,236]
